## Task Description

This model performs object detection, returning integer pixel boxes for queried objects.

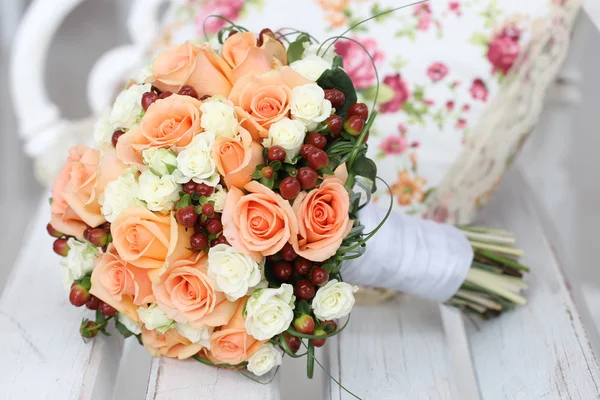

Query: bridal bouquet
[47,9,529,385]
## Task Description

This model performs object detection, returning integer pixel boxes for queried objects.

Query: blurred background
[2,1,600,398]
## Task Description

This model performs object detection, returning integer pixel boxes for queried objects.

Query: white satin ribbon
[342,204,474,302]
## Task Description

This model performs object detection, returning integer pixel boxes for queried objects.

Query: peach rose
[222,31,287,83]
[117,94,203,166]
[207,299,265,365]
[150,41,233,96]
[153,252,239,328]
[90,244,153,321]
[111,208,193,273]
[51,146,126,238]
[228,67,312,140]
[290,164,353,262]
[222,181,298,260]
[142,327,203,360]
[212,127,263,189]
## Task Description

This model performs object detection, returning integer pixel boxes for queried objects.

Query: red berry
[196,183,214,197]
[202,203,215,217]
[344,115,365,136]
[311,328,327,347]
[81,321,98,338]
[348,103,369,120]
[324,89,345,109]
[297,167,318,190]
[311,267,329,286]
[46,223,64,238]
[53,238,70,256]
[273,261,293,281]
[69,284,90,307]
[283,332,301,354]
[300,144,318,159]
[321,320,338,333]
[176,205,198,228]
[99,302,117,317]
[86,296,100,310]
[190,232,209,250]
[158,91,173,99]
[326,115,343,137]
[294,258,311,276]
[199,94,211,101]
[178,85,198,98]
[102,222,112,233]
[88,228,109,247]
[213,234,230,246]
[183,181,197,195]
[305,133,327,150]
[280,243,297,262]
[141,91,159,111]
[268,146,286,162]
[111,130,124,147]
[295,279,316,300]
[261,166,274,179]
[293,314,315,334]
[307,149,329,170]
[279,177,301,200]
[83,226,93,241]
[206,219,223,235]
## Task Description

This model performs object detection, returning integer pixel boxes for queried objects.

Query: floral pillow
[146,0,581,224]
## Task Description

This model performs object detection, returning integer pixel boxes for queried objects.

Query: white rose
[109,83,151,130]
[262,118,306,163]
[173,133,220,185]
[137,304,174,334]
[303,42,335,63]
[132,64,153,84]
[290,54,331,82]
[138,170,181,212]
[175,323,213,349]
[312,280,358,321]
[200,98,239,138]
[247,343,283,376]
[207,244,263,301]
[207,185,227,213]
[142,148,177,176]
[244,284,295,341]
[117,312,142,335]
[60,238,98,291]
[290,84,332,131]
[93,110,113,146]
[100,167,145,222]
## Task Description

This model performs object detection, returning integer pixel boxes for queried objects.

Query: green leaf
[360,83,394,105]
[48,197,54,206]
[95,310,106,323]
[252,169,263,180]
[177,194,192,209]
[317,68,358,115]
[191,192,200,202]
[80,276,91,291]
[351,155,377,191]
[332,55,344,69]
[297,300,311,316]
[115,319,134,338]
[269,160,282,171]
[287,34,310,64]
[260,177,274,189]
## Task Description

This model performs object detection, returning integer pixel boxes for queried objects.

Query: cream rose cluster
[244,284,295,341]
[207,244,263,301]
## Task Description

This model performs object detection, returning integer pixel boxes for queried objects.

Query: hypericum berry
[206,219,223,235]
[141,91,159,111]
[213,234,230,246]
[283,332,302,354]
[320,320,338,333]
[307,149,329,170]
[348,102,369,120]
[279,177,301,200]
[305,133,327,150]
[80,321,98,339]
[178,85,198,99]
[295,279,316,300]
[344,115,365,136]
[293,314,315,334]
[199,94,211,101]
[294,258,311,276]
[86,296,100,310]
[324,89,345,109]
[311,267,329,286]
[280,243,297,262]
[300,144,318,159]
[326,115,343,137]
[99,302,117,317]
[183,181,197,195]
[111,130,124,147]
[297,167,318,190]
[190,232,209,250]
[195,183,214,197]
[273,261,293,281]
[267,146,286,162]
[53,238,70,256]
[311,328,327,347]
[202,203,215,217]
[261,166,274,179]
[46,223,64,238]
[101,222,112,233]
[69,284,90,307]
[176,205,198,228]
[88,228,109,247]
[83,226,93,241]
[158,91,173,99]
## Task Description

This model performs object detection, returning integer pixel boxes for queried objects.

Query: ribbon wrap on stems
[343,204,474,302]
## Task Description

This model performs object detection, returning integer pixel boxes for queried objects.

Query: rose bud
[88,228,109,247]
[293,314,315,335]
[69,284,90,307]
[46,223,64,238]
[53,238,70,256]
[311,328,327,347]
[283,332,302,354]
